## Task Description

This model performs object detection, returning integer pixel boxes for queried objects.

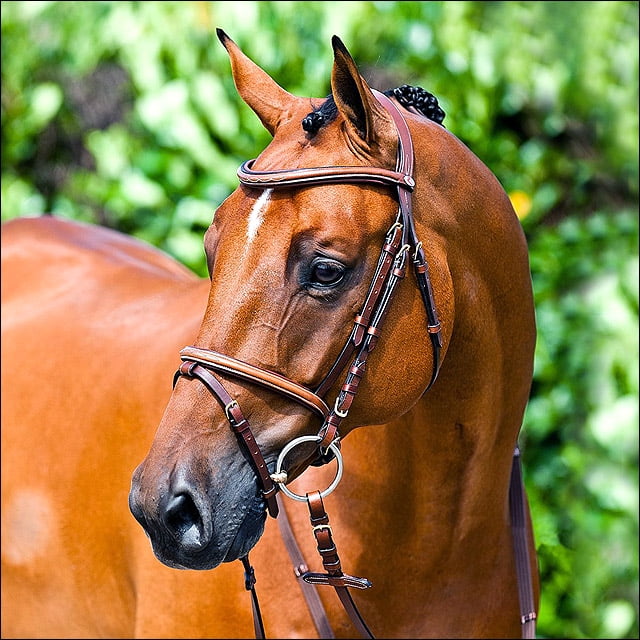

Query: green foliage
[2,2,638,638]
[524,209,638,638]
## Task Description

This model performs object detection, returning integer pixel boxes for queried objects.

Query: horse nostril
[163,493,206,550]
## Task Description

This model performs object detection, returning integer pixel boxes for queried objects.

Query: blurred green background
[2,1,638,637]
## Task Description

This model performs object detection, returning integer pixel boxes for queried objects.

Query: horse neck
[340,397,516,543]
[331,324,533,574]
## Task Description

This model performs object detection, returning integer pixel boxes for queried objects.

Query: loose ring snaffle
[272,436,343,502]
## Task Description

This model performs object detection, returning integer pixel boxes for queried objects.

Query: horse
[1,31,539,639]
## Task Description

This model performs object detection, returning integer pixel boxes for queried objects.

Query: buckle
[224,400,240,422]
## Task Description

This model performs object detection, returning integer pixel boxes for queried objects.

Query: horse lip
[151,543,224,571]
[129,456,272,569]
[222,498,267,563]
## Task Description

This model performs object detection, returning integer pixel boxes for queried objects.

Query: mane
[301,84,445,135]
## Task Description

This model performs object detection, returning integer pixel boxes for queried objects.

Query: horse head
[129,30,531,582]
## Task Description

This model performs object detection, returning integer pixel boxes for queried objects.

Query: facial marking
[246,188,272,245]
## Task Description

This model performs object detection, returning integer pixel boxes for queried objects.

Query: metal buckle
[333,396,349,418]
[312,523,332,535]
[224,400,240,422]
[413,241,423,261]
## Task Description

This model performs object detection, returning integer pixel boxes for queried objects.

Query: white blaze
[246,188,272,244]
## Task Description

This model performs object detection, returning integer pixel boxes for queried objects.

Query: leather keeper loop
[383,242,397,254]
[349,364,366,376]
[310,515,329,529]
[315,536,337,555]
[321,559,342,572]
[262,485,278,499]
[317,421,338,449]
[180,361,197,376]
[242,560,256,591]
[230,416,249,432]
[336,398,352,416]
[302,572,373,590]
[307,491,327,521]
[310,513,329,528]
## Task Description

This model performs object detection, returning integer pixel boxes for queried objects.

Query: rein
[173,90,536,638]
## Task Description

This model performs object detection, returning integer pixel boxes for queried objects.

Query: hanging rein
[173,90,537,639]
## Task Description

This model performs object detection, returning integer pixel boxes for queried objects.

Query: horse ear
[330,36,394,147]
[216,28,300,135]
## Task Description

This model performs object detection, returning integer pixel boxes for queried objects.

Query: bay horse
[1,32,539,638]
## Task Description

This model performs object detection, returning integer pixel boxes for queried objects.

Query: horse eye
[309,259,346,288]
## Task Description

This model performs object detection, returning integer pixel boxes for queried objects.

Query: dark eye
[308,258,346,288]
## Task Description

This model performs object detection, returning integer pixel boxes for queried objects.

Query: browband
[237,161,415,191]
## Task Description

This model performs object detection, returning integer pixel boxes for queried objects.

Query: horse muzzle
[129,460,266,570]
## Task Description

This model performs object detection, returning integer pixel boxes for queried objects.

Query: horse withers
[2,32,538,638]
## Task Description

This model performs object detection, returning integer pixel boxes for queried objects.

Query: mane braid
[301,85,445,135]
[386,85,445,125]
[301,96,338,134]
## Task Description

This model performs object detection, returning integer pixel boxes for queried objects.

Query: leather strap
[302,491,374,639]
[314,220,404,398]
[372,90,442,390]
[173,361,279,518]
[241,555,266,639]
[510,446,538,639]
[321,242,409,446]
[238,161,415,191]
[275,493,336,638]
[312,90,440,448]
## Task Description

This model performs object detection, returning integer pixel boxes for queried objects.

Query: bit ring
[273,435,343,502]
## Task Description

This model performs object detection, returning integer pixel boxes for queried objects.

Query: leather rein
[173,90,537,638]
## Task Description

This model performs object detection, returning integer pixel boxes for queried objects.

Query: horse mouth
[143,493,267,570]
[129,461,269,571]
[223,500,267,563]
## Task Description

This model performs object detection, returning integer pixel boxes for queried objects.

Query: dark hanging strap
[302,491,375,639]
[275,493,336,638]
[241,555,266,639]
[509,446,538,639]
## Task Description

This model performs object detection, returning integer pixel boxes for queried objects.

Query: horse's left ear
[330,36,395,148]
[217,28,304,135]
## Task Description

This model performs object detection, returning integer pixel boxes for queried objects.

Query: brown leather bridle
[173,90,536,639]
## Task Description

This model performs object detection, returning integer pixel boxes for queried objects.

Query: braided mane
[302,84,445,135]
